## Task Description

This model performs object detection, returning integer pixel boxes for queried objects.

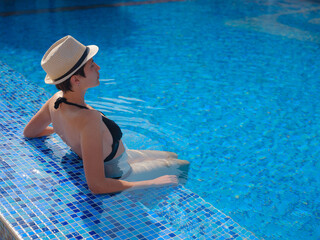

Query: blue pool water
[1,0,320,239]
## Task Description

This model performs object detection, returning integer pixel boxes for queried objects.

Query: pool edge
[0,212,21,240]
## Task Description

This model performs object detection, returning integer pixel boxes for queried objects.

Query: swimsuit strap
[54,97,88,109]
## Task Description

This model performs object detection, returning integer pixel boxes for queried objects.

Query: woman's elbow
[88,182,109,195]
[89,185,104,195]
[87,179,125,195]
[23,127,35,138]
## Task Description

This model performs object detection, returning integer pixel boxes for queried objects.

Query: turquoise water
[1,0,320,239]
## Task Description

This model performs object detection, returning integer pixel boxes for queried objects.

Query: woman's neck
[61,90,86,106]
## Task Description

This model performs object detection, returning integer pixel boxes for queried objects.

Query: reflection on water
[226,5,320,43]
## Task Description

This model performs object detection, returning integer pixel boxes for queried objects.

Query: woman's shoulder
[71,106,102,130]
[74,109,102,137]
[46,91,63,107]
[79,108,101,121]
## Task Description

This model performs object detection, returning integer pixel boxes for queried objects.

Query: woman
[24,35,189,194]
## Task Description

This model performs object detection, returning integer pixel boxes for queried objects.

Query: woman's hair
[55,64,86,92]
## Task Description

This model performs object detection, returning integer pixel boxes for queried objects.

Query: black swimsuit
[54,97,123,162]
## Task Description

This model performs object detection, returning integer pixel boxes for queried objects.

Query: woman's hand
[150,175,178,187]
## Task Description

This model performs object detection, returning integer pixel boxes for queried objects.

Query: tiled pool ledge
[0,62,259,239]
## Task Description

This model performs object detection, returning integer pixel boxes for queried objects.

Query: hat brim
[44,45,99,85]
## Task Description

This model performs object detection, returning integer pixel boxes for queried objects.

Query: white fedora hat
[41,35,99,85]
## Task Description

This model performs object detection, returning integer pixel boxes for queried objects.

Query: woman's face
[82,58,101,88]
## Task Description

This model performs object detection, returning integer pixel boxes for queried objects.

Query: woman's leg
[122,157,189,183]
[126,149,178,163]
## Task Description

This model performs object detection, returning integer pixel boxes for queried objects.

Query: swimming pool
[1,0,320,239]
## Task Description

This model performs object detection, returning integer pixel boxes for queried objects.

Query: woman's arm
[80,111,177,194]
[23,98,55,138]
[90,175,178,194]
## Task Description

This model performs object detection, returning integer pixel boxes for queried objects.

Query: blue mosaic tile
[0,61,259,239]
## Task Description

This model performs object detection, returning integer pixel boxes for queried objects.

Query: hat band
[54,47,89,82]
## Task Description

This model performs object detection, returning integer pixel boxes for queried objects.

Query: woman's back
[48,92,123,159]
[49,92,85,157]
